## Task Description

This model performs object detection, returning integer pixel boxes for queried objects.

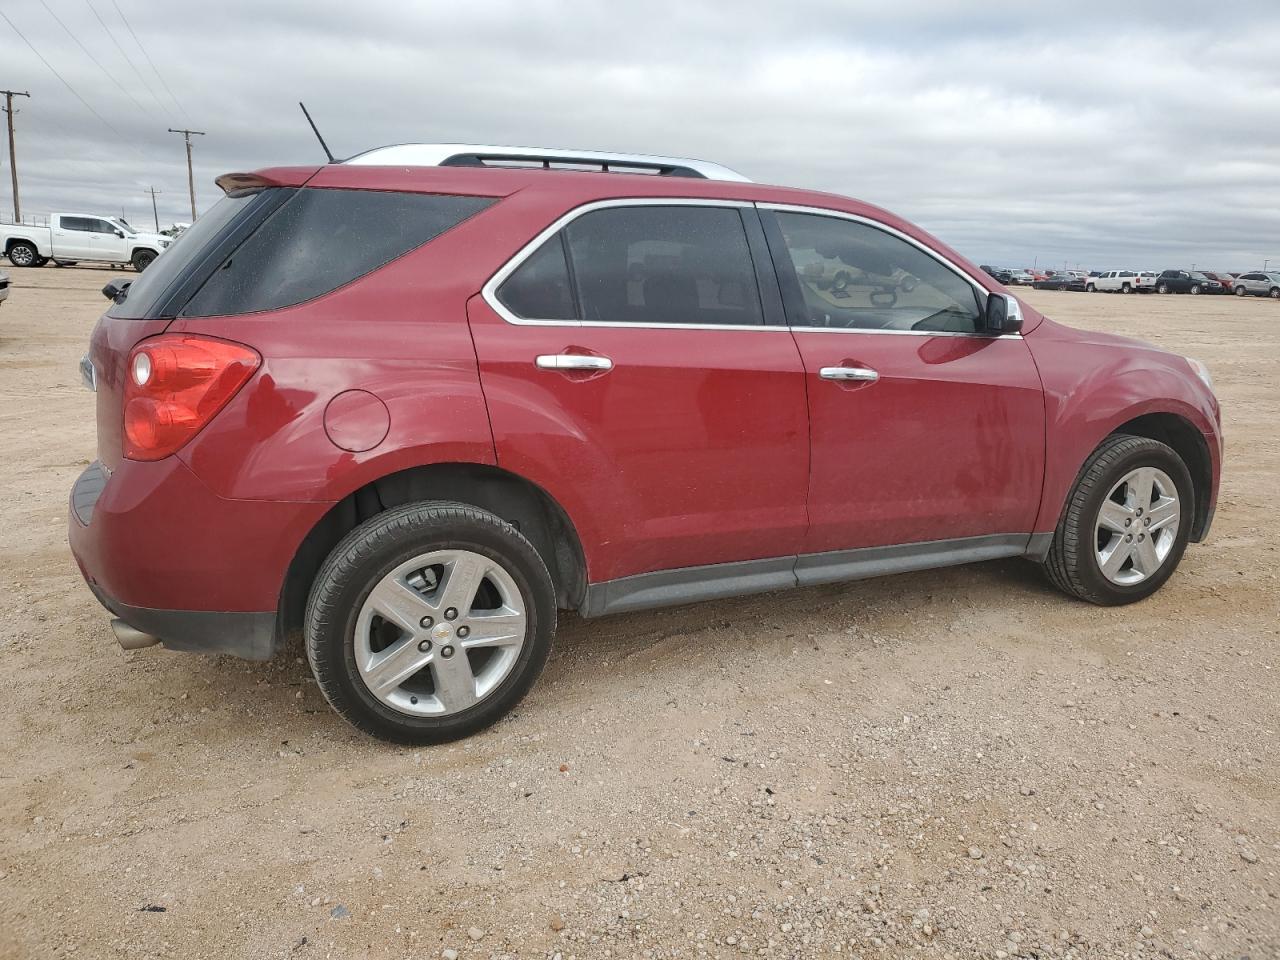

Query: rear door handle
[535,354,613,371]
[819,366,879,382]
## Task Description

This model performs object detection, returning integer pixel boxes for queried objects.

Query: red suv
[70,144,1222,743]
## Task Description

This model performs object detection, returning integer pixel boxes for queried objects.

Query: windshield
[109,217,136,236]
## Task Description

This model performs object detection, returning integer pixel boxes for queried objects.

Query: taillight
[123,334,260,461]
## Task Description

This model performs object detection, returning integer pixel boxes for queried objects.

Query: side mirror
[102,278,132,302]
[114,230,125,238]
[984,292,1023,334]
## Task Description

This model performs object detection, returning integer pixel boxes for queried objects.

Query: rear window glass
[108,191,267,319]
[180,189,494,317]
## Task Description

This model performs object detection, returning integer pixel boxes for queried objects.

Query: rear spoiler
[215,167,322,197]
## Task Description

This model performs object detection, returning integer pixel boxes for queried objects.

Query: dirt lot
[0,267,1276,960]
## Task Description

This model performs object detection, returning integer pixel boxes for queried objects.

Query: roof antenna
[299,101,336,163]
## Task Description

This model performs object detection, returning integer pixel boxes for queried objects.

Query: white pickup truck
[2,214,172,271]
[1085,270,1153,294]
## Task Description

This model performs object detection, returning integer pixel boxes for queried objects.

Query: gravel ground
[0,267,1276,960]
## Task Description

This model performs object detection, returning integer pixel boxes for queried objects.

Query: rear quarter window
[180,189,494,317]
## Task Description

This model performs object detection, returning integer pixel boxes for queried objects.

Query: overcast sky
[2,1,1278,270]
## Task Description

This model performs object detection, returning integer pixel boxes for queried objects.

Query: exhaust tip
[111,619,160,651]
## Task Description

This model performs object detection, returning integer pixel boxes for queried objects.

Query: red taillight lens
[123,335,260,461]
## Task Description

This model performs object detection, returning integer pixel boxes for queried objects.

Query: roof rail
[343,143,751,182]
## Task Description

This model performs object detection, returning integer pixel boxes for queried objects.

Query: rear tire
[1043,435,1193,606]
[1157,283,1169,294]
[305,501,556,744]
[131,249,157,272]
[1234,285,1246,297]
[1086,283,1096,292]
[1121,283,1132,294]
[6,242,38,267]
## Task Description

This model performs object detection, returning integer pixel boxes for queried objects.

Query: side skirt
[579,533,1034,618]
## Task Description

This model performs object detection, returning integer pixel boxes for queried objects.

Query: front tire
[1121,283,1132,294]
[1043,435,1193,606]
[131,249,157,271]
[305,502,557,744]
[1190,284,1201,295]
[1086,283,1096,292]
[1270,287,1280,299]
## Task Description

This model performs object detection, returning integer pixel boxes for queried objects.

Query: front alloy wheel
[1094,467,1180,585]
[1043,434,1192,605]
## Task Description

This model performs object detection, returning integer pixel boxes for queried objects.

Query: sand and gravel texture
[0,266,1276,959]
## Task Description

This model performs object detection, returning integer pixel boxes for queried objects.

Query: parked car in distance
[1154,270,1225,295]
[0,268,8,306]
[67,143,1223,744]
[1202,272,1235,290]
[1007,270,1035,285]
[1086,270,1153,293]
[1229,272,1280,298]
[2,214,172,271]
[1032,273,1086,291]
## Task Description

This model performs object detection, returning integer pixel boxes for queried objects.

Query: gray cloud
[2,0,1278,271]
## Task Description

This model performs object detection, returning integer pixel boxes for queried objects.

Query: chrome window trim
[480,197,783,331]
[759,201,1023,340]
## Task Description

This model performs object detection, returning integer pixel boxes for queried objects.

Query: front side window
[772,212,983,333]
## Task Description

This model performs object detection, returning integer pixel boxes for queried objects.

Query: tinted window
[773,212,983,333]
[108,190,269,319]
[181,189,493,317]
[497,236,575,320]
[563,206,763,326]
[87,218,115,233]
[60,217,92,232]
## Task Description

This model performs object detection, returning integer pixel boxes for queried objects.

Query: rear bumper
[69,457,329,660]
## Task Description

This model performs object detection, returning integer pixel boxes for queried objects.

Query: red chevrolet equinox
[69,144,1223,743]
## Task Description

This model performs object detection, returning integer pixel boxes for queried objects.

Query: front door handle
[535,354,613,371]
[819,365,879,382]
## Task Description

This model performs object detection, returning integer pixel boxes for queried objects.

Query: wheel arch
[276,461,588,644]
[1110,412,1213,541]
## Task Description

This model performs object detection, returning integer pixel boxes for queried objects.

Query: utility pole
[145,186,162,232]
[2,90,31,223]
[167,127,205,221]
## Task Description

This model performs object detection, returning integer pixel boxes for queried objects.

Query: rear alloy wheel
[132,249,157,272]
[7,242,38,267]
[1121,283,1132,294]
[306,502,556,743]
[1043,434,1192,605]
[1086,283,1096,292]
[1234,285,1247,297]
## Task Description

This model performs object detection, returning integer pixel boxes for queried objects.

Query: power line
[0,8,133,145]
[111,0,189,123]
[37,0,154,118]
[85,0,170,120]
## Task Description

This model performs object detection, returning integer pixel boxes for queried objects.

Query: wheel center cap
[431,622,453,643]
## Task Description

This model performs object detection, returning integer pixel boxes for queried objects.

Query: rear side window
[566,206,763,326]
[181,189,493,317]
[497,237,576,320]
